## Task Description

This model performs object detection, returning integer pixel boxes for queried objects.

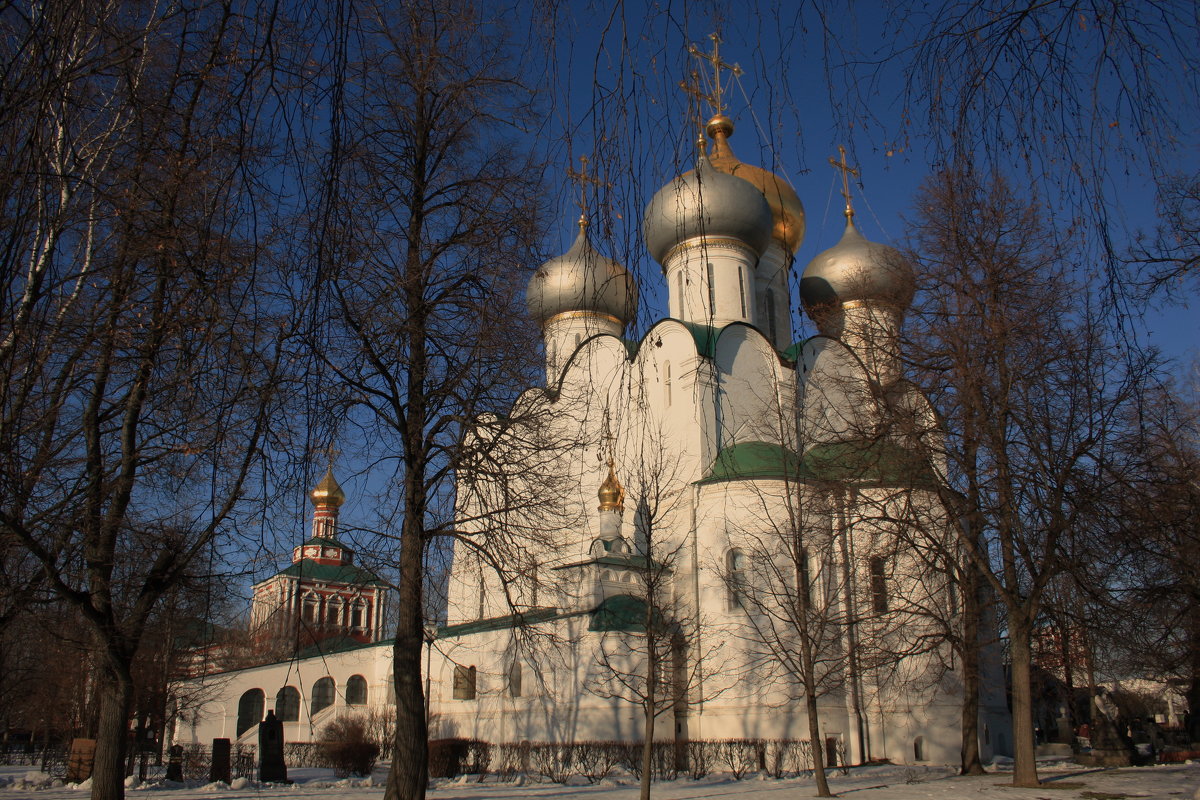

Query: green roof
[437,607,562,639]
[296,635,374,660]
[678,320,720,358]
[696,441,807,484]
[801,439,939,488]
[275,559,383,585]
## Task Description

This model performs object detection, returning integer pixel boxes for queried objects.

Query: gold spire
[597,459,624,511]
[310,466,346,508]
[829,145,860,219]
[687,33,743,117]
[566,154,609,229]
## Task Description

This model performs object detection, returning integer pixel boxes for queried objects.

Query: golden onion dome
[310,467,346,508]
[597,460,624,511]
[704,114,806,255]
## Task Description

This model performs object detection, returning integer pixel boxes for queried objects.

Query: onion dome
[705,114,805,254]
[310,467,346,508]
[597,460,625,511]
[643,151,773,265]
[800,215,914,314]
[527,219,637,327]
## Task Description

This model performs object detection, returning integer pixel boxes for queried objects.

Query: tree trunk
[1007,614,1040,787]
[959,564,985,774]
[639,696,654,800]
[385,526,429,800]
[805,686,832,797]
[90,659,134,800]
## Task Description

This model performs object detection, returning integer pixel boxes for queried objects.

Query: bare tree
[302,3,554,799]
[902,165,1155,786]
[0,3,290,799]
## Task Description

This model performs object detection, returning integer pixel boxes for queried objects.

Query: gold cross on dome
[322,441,340,469]
[687,32,742,116]
[829,145,860,218]
[566,155,609,223]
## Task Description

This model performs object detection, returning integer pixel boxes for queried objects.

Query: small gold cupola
[597,460,625,511]
[310,467,346,508]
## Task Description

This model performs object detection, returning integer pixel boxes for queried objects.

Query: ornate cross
[829,145,860,217]
[322,441,340,469]
[686,33,742,116]
[565,155,609,222]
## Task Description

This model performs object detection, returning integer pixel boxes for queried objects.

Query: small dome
[800,216,914,314]
[527,220,637,327]
[310,467,346,508]
[705,115,805,254]
[597,460,624,511]
[643,154,773,265]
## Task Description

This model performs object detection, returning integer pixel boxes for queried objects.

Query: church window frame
[726,548,747,610]
[453,664,477,700]
[737,265,747,317]
[706,262,716,315]
[351,600,365,629]
[311,676,336,717]
[326,595,342,626]
[870,556,889,613]
[346,674,368,706]
[275,686,300,722]
[766,288,778,343]
[508,661,523,697]
[676,272,685,316]
[302,593,318,624]
[913,735,925,762]
[664,361,672,407]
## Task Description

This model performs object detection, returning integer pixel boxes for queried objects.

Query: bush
[428,738,489,778]
[319,716,380,777]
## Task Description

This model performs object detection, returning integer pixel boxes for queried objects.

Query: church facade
[174,109,1010,767]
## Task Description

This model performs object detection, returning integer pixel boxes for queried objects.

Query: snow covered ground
[3,760,1199,799]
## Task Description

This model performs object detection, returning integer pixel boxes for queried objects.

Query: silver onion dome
[800,216,914,313]
[527,220,638,327]
[643,155,773,266]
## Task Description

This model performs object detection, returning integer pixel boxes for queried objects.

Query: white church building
[174,107,1011,768]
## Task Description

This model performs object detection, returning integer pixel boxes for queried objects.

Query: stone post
[257,710,288,783]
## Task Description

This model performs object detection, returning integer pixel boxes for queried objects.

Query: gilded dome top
[527,219,637,327]
[704,115,805,255]
[310,467,346,508]
[800,215,915,315]
[597,460,624,511]
[643,153,773,265]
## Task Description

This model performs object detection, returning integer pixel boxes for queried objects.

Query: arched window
[453,665,477,700]
[727,548,747,610]
[765,288,778,343]
[508,661,522,698]
[799,547,812,603]
[870,556,889,613]
[311,676,336,717]
[236,689,264,737]
[346,674,368,706]
[275,686,300,722]
[676,273,684,316]
[913,736,925,761]
[706,262,716,314]
[663,361,672,407]
[737,265,747,317]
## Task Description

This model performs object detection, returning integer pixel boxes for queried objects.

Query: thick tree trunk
[385,525,429,800]
[959,565,985,775]
[1007,615,1040,787]
[90,659,134,800]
